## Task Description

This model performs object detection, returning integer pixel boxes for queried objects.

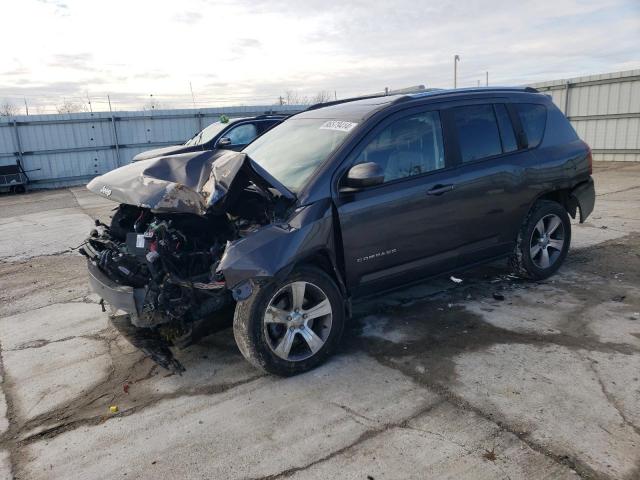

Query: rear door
[335,106,466,295]
[442,101,535,265]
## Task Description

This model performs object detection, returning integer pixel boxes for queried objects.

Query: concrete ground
[0,162,639,480]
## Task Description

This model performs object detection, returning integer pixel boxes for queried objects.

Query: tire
[510,200,571,280]
[233,266,345,376]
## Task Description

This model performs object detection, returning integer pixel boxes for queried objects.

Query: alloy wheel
[529,213,565,269]
[263,281,333,362]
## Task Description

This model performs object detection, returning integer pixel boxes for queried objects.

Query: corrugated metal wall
[530,69,640,162]
[0,105,303,189]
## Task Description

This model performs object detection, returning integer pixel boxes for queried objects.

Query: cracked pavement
[0,162,639,479]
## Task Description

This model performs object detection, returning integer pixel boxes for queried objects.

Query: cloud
[48,53,93,70]
[0,0,638,112]
[173,11,202,24]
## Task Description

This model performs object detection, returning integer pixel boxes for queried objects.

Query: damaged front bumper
[87,260,145,326]
[87,260,185,373]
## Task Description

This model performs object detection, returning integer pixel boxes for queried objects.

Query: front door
[335,108,464,296]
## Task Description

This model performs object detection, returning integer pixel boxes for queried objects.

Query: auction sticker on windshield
[320,120,358,132]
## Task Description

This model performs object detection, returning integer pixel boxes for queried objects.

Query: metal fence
[0,105,303,189]
[530,69,640,162]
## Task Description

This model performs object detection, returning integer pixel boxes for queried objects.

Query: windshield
[184,121,228,146]
[243,118,354,191]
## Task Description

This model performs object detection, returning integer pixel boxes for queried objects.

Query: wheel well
[537,189,577,219]
[293,251,347,297]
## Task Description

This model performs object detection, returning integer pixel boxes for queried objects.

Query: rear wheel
[510,200,571,280]
[233,266,344,376]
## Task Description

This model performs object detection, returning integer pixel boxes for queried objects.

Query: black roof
[297,87,542,121]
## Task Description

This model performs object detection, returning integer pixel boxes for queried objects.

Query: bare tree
[56,99,87,114]
[310,91,334,104]
[284,90,308,105]
[0,100,18,116]
[280,90,334,106]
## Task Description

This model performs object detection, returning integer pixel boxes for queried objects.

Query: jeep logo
[100,185,112,197]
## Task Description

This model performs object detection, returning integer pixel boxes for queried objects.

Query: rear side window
[453,105,502,162]
[515,104,547,148]
[494,104,518,153]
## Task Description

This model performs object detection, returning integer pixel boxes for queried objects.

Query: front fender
[218,199,335,294]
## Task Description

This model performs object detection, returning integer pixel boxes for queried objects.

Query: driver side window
[226,123,258,146]
[354,111,445,183]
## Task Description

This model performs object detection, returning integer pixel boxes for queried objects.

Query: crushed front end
[81,207,234,372]
[81,151,295,373]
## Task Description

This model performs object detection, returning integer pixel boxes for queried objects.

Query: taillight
[586,146,593,175]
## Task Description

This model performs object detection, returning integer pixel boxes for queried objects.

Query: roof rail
[306,86,542,112]
[399,86,542,101]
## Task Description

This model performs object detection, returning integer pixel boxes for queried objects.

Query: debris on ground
[492,293,505,301]
[450,276,463,284]
[611,295,626,302]
[483,447,497,462]
[123,383,130,394]
[109,405,119,414]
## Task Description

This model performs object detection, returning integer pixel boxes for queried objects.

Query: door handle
[426,184,454,196]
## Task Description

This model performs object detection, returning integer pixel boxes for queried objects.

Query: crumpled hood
[87,150,294,216]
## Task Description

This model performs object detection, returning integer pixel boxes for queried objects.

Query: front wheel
[510,200,571,280]
[233,266,345,376]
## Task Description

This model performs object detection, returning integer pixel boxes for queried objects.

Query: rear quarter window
[515,103,547,148]
[543,105,579,146]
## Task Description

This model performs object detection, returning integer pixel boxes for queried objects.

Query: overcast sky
[1,0,639,113]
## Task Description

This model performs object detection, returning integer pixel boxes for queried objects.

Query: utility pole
[189,81,196,109]
[334,90,337,100]
[86,91,93,113]
[107,94,113,113]
[278,96,284,106]
[486,71,489,87]
[454,55,460,88]
[23,98,29,115]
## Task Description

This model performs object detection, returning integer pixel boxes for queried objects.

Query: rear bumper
[571,177,595,223]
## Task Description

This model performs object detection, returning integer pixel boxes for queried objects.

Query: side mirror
[342,162,384,190]
[218,137,232,148]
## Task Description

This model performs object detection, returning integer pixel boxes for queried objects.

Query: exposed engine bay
[80,151,296,372]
